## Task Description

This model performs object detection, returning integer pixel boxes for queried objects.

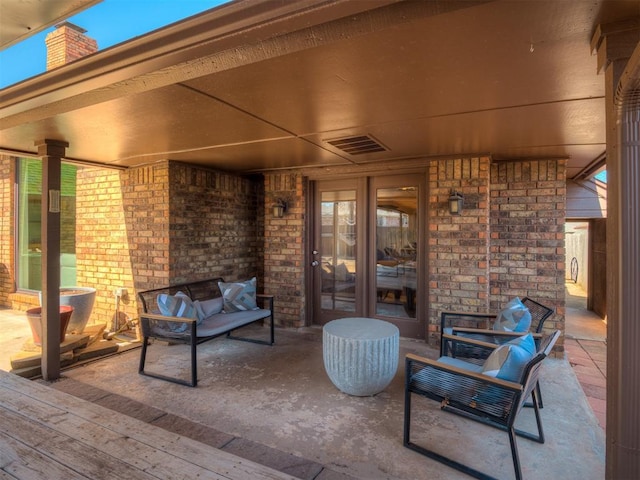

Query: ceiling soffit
[0,0,638,175]
[0,0,101,50]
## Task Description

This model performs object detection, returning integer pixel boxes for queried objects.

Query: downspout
[608,39,640,479]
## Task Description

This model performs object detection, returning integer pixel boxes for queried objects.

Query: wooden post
[35,139,68,381]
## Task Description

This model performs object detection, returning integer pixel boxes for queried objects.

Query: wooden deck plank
[1,433,90,480]
[1,408,158,480]
[0,371,298,480]
[0,470,19,480]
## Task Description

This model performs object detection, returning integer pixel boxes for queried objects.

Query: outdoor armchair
[440,297,554,359]
[404,330,561,480]
[440,297,554,408]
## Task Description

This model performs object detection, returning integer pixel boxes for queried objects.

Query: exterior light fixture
[448,190,464,215]
[273,199,287,218]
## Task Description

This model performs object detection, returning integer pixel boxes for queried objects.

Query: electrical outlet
[114,287,128,298]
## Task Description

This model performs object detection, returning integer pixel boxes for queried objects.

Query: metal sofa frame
[137,278,274,387]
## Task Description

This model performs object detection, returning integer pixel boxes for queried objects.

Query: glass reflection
[376,186,417,318]
[321,191,356,312]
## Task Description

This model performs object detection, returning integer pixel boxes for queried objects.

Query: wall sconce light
[448,190,464,215]
[273,199,287,218]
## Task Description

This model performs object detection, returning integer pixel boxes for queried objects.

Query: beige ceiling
[1,0,639,178]
[0,0,101,50]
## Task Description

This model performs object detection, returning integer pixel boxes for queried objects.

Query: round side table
[323,317,399,396]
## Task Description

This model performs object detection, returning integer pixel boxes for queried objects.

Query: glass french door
[371,175,423,338]
[311,175,425,338]
[312,180,364,324]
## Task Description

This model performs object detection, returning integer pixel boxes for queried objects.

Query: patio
[37,325,603,480]
[0,292,607,479]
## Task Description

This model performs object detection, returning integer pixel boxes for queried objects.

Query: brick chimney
[45,22,98,71]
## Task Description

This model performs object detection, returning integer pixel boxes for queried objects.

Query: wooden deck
[0,370,298,480]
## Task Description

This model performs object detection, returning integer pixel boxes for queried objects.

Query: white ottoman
[323,317,399,396]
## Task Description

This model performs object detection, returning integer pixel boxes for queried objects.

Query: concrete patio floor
[44,327,603,480]
[0,290,606,480]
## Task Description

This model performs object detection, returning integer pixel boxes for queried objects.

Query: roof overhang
[1,0,639,177]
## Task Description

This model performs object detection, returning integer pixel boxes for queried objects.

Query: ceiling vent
[326,135,387,155]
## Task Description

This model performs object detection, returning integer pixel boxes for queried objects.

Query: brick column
[264,173,305,327]
[490,159,566,341]
[428,157,490,346]
[0,156,15,305]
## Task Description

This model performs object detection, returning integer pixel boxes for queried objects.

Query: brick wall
[1,153,566,341]
[428,157,491,344]
[121,163,171,294]
[0,156,15,305]
[490,160,566,353]
[75,167,136,329]
[264,173,305,327]
[3,159,269,328]
[122,160,266,316]
[165,162,261,285]
[427,158,566,353]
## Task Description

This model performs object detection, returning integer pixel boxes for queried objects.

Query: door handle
[311,261,319,267]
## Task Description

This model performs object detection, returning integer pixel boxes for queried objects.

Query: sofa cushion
[196,309,271,337]
[436,356,484,373]
[218,277,259,313]
[194,297,224,321]
[493,297,532,332]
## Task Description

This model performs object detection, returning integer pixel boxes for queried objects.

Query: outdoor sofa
[137,277,274,386]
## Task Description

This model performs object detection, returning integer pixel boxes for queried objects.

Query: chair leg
[535,381,544,408]
[138,336,198,387]
[404,390,500,480]
[190,337,197,387]
[514,389,545,444]
[507,427,523,480]
[403,385,412,446]
[138,336,149,374]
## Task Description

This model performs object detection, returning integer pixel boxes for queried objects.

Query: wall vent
[326,135,387,155]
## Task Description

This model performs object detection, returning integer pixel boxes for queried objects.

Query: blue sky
[0,0,228,89]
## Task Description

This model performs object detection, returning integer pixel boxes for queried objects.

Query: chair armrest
[141,313,197,323]
[139,313,197,342]
[450,327,543,340]
[441,311,497,331]
[256,294,274,310]
[441,333,498,350]
[442,311,497,319]
[406,353,523,392]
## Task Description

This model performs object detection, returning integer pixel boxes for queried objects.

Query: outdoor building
[0,1,638,479]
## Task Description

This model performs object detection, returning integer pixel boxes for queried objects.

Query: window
[16,158,78,290]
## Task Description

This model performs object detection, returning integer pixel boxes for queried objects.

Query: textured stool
[323,317,399,396]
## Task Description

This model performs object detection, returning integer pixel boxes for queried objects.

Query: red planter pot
[26,306,74,346]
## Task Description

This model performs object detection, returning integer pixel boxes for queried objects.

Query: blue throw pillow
[156,291,198,332]
[481,333,536,382]
[493,297,532,332]
[218,277,259,313]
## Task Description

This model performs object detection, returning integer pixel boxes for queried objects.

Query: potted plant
[26,305,74,345]
[39,286,96,334]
